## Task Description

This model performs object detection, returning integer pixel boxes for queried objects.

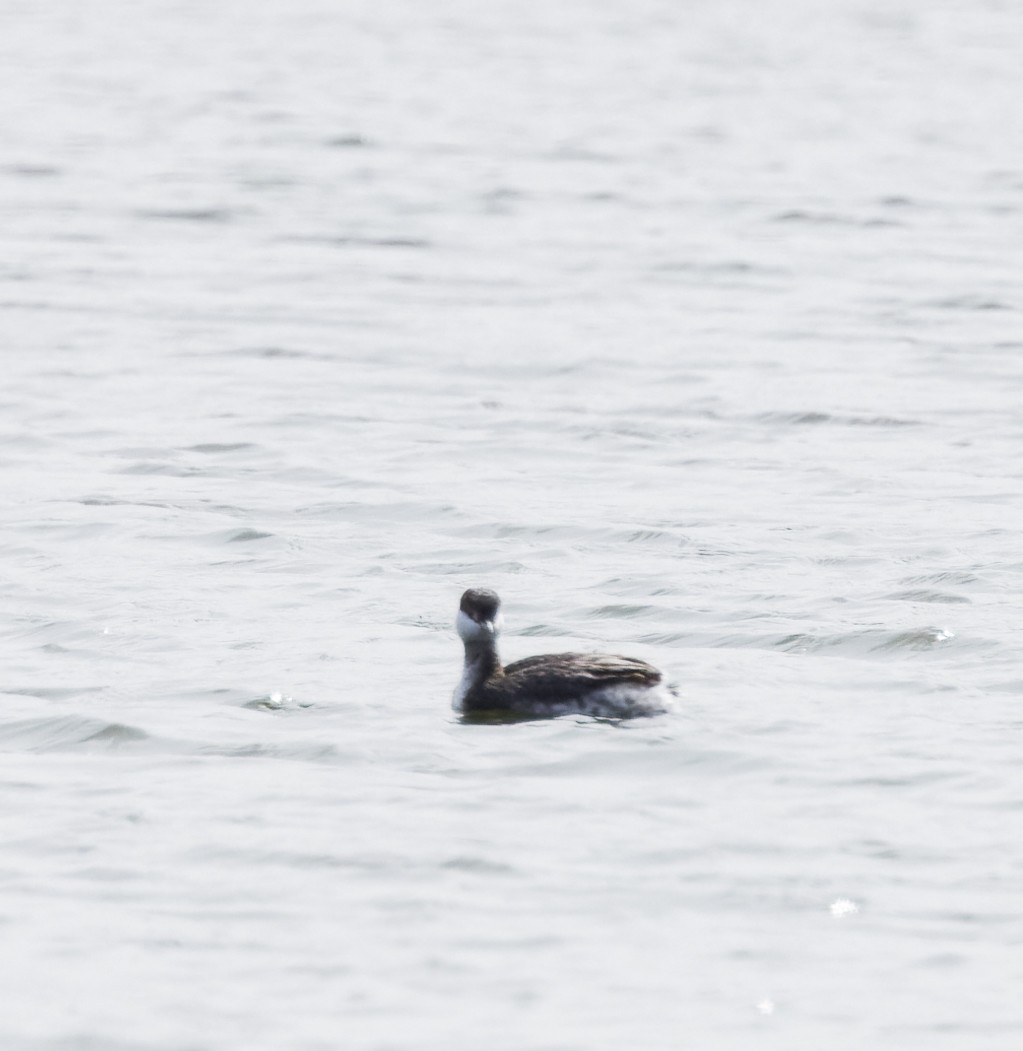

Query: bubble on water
[830,898,860,918]
[244,691,299,711]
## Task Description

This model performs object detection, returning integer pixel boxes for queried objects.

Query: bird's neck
[453,635,505,712]
[462,637,503,688]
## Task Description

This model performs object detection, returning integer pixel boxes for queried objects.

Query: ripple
[927,295,1011,312]
[698,626,958,657]
[8,619,99,647]
[323,133,372,148]
[885,589,970,605]
[635,631,692,646]
[440,856,518,876]
[587,603,666,621]
[988,680,1023,695]
[222,528,275,543]
[771,209,901,227]
[220,346,325,359]
[205,741,343,763]
[186,443,258,454]
[1,685,106,701]
[756,411,921,428]
[242,692,315,712]
[3,163,62,178]
[0,715,149,751]
[622,528,688,547]
[814,627,954,654]
[133,207,237,223]
[517,623,566,637]
[651,259,783,275]
[279,234,431,249]
[118,461,203,477]
[78,496,172,509]
[900,571,980,587]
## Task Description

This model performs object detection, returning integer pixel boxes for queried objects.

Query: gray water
[3,1,1023,1048]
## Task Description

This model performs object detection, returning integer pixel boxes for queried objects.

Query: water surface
[2,1,1023,1048]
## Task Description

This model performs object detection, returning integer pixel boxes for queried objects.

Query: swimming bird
[453,588,673,720]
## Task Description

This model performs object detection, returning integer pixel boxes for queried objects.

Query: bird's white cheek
[455,609,480,641]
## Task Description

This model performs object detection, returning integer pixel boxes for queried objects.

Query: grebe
[452,588,673,720]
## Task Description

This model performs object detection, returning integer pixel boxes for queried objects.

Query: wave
[0,715,149,752]
[186,442,258,454]
[739,626,955,656]
[885,589,971,605]
[755,410,922,428]
[0,710,343,764]
[132,206,237,223]
[635,626,957,657]
[900,571,980,587]
[771,208,902,228]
